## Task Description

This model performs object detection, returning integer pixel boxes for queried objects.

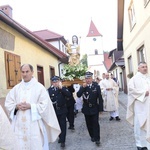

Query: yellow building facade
[0,15,62,98]
[123,0,150,81]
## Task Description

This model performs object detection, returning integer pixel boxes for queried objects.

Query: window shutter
[7,53,16,87]
[15,56,21,84]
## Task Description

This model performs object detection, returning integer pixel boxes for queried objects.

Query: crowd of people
[5,62,150,150]
[0,64,122,149]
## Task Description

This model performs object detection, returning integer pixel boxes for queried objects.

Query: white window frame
[128,55,133,73]
[137,45,145,63]
[128,1,136,30]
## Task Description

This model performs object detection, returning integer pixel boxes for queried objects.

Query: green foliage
[62,64,88,80]
[127,72,133,78]
[80,54,88,67]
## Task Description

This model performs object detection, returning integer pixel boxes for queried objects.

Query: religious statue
[66,35,80,66]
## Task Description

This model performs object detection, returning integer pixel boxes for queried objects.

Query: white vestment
[126,72,150,146]
[73,84,83,111]
[100,78,119,112]
[5,77,61,150]
[0,105,16,150]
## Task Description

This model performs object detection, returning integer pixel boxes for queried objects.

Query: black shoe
[61,143,65,148]
[116,116,121,121]
[71,127,75,131]
[91,138,95,142]
[58,139,61,143]
[142,147,148,150]
[109,117,114,121]
[137,147,148,150]
[95,141,100,146]
[68,126,75,130]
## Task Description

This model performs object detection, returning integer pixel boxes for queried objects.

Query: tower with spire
[86,20,106,79]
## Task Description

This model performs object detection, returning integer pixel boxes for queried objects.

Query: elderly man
[127,62,150,150]
[77,71,103,146]
[5,64,60,150]
[100,72,121,121]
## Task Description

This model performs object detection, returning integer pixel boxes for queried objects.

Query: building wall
[123,0,150,82]
[0,21,59,98]
[85,35,106,78]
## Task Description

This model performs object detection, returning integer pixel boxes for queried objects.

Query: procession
[1,1,150,150]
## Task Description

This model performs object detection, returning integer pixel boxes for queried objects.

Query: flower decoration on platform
[62,64,88,81]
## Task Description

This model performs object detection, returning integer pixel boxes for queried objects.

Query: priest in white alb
[126,62,150,150]
[5,64,61,150]
[100,72,121,121]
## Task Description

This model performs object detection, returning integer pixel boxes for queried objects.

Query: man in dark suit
[47,76,71,148]
[77,71,103,146]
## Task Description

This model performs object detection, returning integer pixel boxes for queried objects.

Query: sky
[0,0,117,54]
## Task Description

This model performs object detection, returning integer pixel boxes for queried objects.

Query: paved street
[50,92,137,150]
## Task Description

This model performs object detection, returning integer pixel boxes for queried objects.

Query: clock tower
[86,20,106,79]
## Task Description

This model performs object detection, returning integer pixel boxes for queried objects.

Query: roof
[108,49,116,57]
[0,10,67,60]
[108,58,125,71]
[108,49,123,61]
[33,29,67,44]
[87,20,103,37]
[108,49,124,71]
[103,52,112,71]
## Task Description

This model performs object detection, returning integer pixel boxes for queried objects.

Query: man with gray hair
[127,62,150,150]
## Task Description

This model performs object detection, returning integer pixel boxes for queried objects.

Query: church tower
[86,20,106,79]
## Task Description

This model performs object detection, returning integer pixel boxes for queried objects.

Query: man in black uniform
[77,71,103,146]
[47,76,71,148]
[66,84,76,130]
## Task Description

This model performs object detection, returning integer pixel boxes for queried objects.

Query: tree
[80,54,88,67]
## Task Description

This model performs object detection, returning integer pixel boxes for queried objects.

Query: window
[5,51,21,88]
[144,0,150,7]
[128,1,136,30]
[37,66,44,86]
[137,45,145,63]
[95,49,98,55]
[128,55,133,73]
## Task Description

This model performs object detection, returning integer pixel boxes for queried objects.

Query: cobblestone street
[50,92,137,150]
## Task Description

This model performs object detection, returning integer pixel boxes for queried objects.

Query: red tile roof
[87,20,102,37]
[103,52,112,71]
[33,29,63,40]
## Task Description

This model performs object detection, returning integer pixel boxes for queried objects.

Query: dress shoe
[137,147,148,150]
[109,117,114,121]
[142,147,148,150]
[61,143,65,148]
[58,139,61,143]
[115,116,121,121]
[95,141,100,146]
[91,138,95,142]
[68,126,75,130]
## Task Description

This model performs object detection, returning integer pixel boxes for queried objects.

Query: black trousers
[57,113,67,143]
[84,113,100,141]
[66,104,75,127]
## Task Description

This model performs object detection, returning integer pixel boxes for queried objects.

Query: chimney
[0,5,13,18]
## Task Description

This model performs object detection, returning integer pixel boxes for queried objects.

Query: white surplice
[0,105,16,150]
[100,78,118,112]
[5,77,61,150]
[126,72,150,145]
